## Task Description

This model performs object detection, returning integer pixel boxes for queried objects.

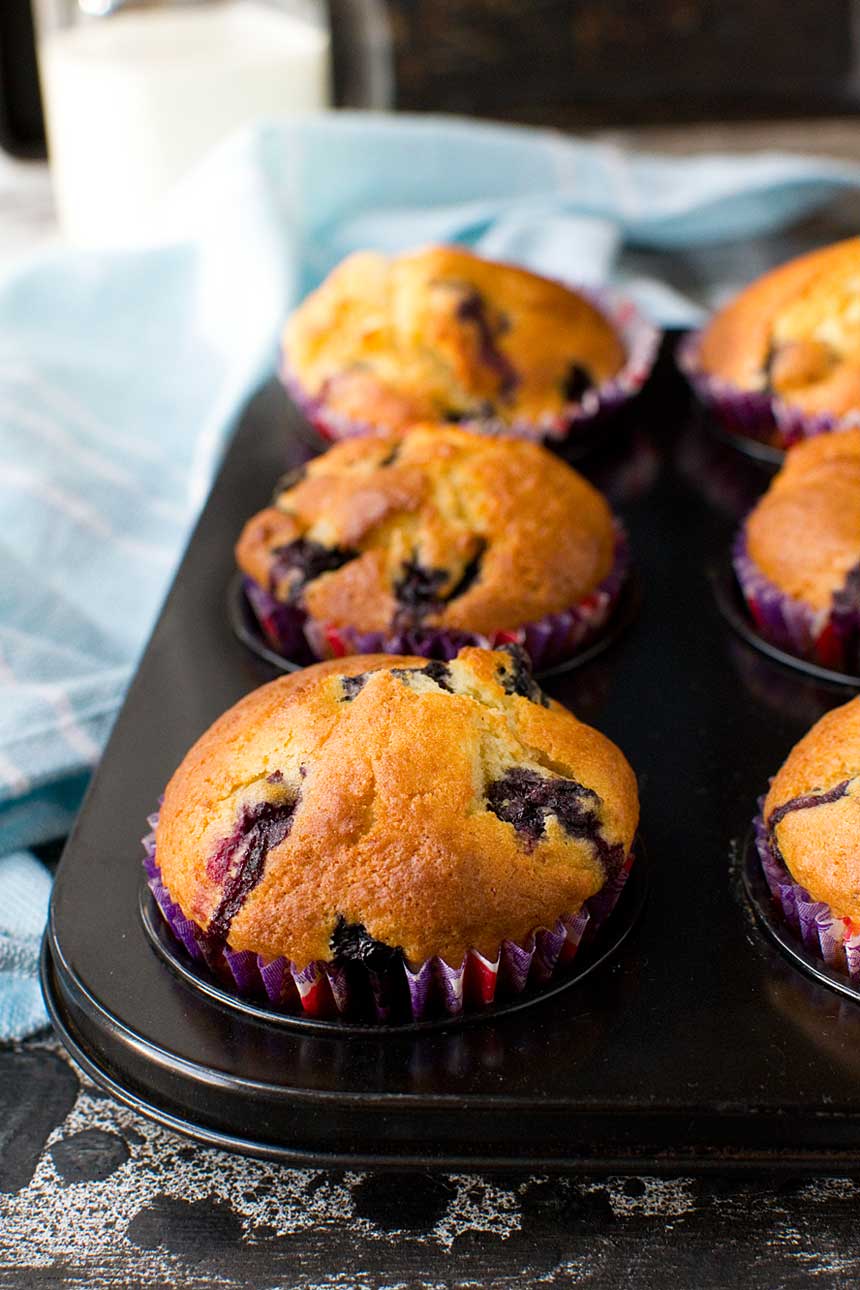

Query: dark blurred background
[384,0,860,127]
[4,0,860,158]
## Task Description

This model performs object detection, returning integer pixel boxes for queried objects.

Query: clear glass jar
[33,0,333,242]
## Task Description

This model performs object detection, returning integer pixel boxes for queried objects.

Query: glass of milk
[33,0,333,244]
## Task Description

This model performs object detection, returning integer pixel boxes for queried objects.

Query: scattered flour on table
[6,1039,860,1287]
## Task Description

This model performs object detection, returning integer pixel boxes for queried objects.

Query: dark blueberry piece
[768,778,853,832]
[394,559,449,619]
[487,769,625,872]
[205,788,302,942]
[270,537,358,599]
[442,408,469,423]
[420,660,454,692]
[273,463,307,499]
[762,342,778,393]
[340,673,369,702]
[594,835,626,880]
[831,563,860,672]
[446,540,486,602]
[455,288,519,402]
[394,544,486,623]
[329,916,404,974]
[266,770,284,784]
[497,643,549,707]
[832,562,860,616]
[391,661,453,693]
[379,443,401,467]
[561,363,594,404]
[486,768,603,848]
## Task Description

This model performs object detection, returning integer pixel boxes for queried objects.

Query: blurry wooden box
[381,0,860,125]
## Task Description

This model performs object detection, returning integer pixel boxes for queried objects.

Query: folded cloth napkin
[3,113,859,1038]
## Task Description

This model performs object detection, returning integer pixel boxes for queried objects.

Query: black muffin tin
[43,340,860,1170]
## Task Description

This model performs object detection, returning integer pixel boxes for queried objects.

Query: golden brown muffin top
[156,648,639,968]
[699,237,860,418]
[236,425,617,636]
[765,696,860,922]
[745,428,860,612]
[282,246,626,432]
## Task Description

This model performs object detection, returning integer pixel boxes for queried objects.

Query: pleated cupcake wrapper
[754,803,860,981]
[679,330,860,452]
[281,287,660,444]
[245,526,628,672]
[243,576,319,666]
[732,525,857,672]
[143,818,634,1024]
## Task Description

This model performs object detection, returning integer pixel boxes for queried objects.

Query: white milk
[38,1,331,244]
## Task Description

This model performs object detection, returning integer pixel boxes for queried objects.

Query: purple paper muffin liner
[281,287,660,444]
[732,526,823,658]
[142,816,634,1024]
[732,524,860,672]
[679,330,860,452]
[754,801,860,981]
[243,525,629,672]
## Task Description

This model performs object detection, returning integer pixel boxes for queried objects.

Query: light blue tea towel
[2,112,859,1037]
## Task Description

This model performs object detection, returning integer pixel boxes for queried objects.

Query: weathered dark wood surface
[3,1029,860,1287]
[384,0,860,126]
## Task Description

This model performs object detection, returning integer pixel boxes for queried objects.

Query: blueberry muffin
[148,647,639,1021]
[281,246,628,440]
[237,424,627,668]
[734,429,860,670]
[757,697,860,978]
[691,237,860,447]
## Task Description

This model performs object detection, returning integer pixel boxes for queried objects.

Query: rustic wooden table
[6,1035,860,1287]
[3,118,860,1288]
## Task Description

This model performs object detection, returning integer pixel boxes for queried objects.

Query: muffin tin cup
[753,804,860,984]
[679,330,860,456]
[142,814,635,1027]
[731,526,860,675]
[240,527,630,674]
[280,288,661,446]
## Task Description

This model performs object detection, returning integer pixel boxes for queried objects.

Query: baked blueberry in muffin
[146,647,639,1021]
[756,696,860,981]
[236,424,628,669]
[687,237,860,448]
[733,428,860,671]
[281,245,629,440]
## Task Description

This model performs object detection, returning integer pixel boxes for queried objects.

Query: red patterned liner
[143,813,634,1025]
[732,525,857,672]
[754,802,860,982]
[679,330,860,452]
[281,287,660,444]
[244,526,629,673]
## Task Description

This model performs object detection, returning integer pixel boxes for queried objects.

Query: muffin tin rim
[711,560,860,690]
[696,402,785,468]
[44,868,653,1107]
[137,846,650,1037]
[741,827,860,1007]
